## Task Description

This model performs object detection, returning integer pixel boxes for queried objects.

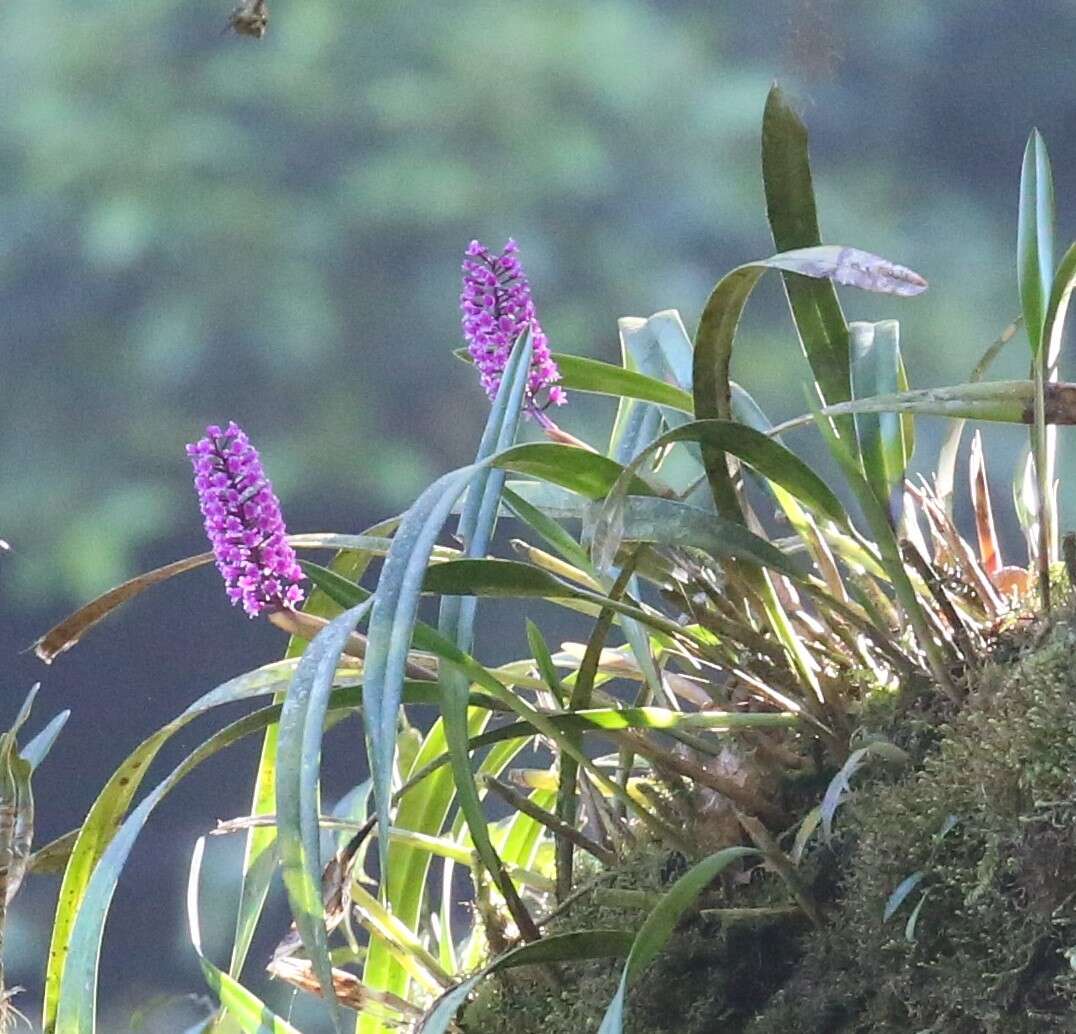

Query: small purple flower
[460,238,566,411]
[186,422,305,618]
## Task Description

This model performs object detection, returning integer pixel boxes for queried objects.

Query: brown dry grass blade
[969,430,1003,578]
[33,532,398,663]
[906,481,1003,618]
[267,955,420,1020]
[33,552,214,662]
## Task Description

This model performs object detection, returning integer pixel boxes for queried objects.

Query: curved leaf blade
[418,931,634,1034]
[275,600,372,1031]
[597,847,759,1034]
[187,837,303,1034]
[763,84,851,434]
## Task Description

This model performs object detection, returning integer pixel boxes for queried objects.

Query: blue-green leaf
[598,848,759,1033]
[418,931,634,1034]
[883,870,925,923]
[850,320,912,515]
[275,599,372,1031]
[438,329,540,940]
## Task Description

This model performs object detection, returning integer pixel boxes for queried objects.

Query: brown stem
[267,609,438,681]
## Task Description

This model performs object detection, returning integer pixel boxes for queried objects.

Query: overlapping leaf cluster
[20,88,1076,1033]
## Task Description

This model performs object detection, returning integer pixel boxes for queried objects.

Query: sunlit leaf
[187,838,303,1034]
[275,600,372,1031]
[436,329,540,946]
[43,659,360,1031]
[1018,129,1055,358]
[554,353,694,413]
[850,320,912,515]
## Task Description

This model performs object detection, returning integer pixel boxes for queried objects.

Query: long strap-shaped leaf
[43,659,331,1032]
[769,379,1076,436]
[692,245,926,521]
[762,85,854,441]
[592,417,849,572]
[275,599,373,1031]
[187,837,303,1034]
[34,532,416,663]
[227,536,390,997]
[849,320,913,519]
[361,464,476,893]
[437,332,541,939]
[1019,129,1057,603]
[54,701,349,1034]
[597,847,759,1033]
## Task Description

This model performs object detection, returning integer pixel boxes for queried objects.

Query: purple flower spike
[460,238,566,412]
[186,422,305,618]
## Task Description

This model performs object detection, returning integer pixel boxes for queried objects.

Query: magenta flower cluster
[186,422,305,618]
[460,239,566,409]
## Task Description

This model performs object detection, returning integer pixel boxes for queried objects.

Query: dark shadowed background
[4,0,1076,1028]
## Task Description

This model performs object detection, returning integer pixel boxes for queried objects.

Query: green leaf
[554,353,693,413]
[592,417,848,572]
[494,443,655,500]
[618,309,696,394]
[502,486,591,571]
[850,320,912,514]
[762,85,853,439]
[44,660,331,1032]
[359,713,490,1034]
[187,838,303,1034]
[228,538,386,987]
[418,931,634,1034]
[610,496,805,581]
[810,406,959,703]
[883,870,925,923]
[772,379,1076,435]
[1042,241,1076,373]
[1018,128,1055,357]
[437,329,539,943]
[597,847,759,1033]
[54,700,345,1034]
[276,600,372,1031]
[20,709,70,772]
[693,245,926,518]
[362,464,476,896]
[526,620,566,705]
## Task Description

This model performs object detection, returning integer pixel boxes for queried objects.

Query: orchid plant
[9,86,1076,1034]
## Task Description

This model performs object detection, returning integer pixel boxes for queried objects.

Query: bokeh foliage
[5,0,1076,601]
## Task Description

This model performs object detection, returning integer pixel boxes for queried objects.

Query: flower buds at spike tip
[460,238,566,412]
[186,422,305,618]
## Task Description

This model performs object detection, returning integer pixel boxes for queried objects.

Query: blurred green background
[4,0,1076,1027]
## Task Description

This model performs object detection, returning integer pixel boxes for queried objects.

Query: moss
[460,844,804,1034]
[750,618,1076,1033]
[462,616,1076,1034]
